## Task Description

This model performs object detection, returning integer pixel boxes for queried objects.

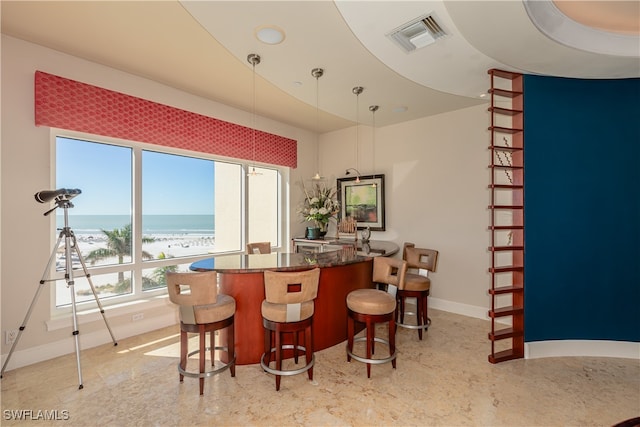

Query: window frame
[49,129,288,317]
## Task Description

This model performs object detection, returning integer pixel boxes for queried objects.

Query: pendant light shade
[247,53,261,177]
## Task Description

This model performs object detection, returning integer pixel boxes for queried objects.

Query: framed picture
[336,174,385,231]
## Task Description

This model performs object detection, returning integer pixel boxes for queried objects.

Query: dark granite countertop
[190,246,370,273]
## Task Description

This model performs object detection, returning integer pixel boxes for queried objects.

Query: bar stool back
[247,242,272,254]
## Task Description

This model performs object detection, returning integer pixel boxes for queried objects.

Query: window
[53,134,282,309]
[247,166,280,245]
[141,150,219,291]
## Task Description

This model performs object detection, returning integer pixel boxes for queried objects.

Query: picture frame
[336,174,385,231]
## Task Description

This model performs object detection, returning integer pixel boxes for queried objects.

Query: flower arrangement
[299,183,340,232]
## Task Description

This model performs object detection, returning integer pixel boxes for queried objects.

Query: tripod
[1,195,117,389]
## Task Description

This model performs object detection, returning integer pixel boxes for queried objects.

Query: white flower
[300,182,340,225]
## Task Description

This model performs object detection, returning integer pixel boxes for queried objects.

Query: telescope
[34,188,82,204]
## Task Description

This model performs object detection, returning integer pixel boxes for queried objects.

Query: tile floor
[1,309,638,426]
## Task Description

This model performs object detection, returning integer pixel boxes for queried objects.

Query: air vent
[387,13,447,53]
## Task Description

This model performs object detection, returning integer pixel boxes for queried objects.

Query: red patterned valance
[34,71,297,168]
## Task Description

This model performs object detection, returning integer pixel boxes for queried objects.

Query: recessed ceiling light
[255,26,285,45]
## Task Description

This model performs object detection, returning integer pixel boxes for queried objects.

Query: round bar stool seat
[346,257,406,378]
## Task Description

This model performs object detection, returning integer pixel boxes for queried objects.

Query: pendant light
[247,53,261,177]
[350,86,364,183]
[369,105,379,188]
[311,67,324,181]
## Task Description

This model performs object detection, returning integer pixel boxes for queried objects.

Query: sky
[55,137,214,215]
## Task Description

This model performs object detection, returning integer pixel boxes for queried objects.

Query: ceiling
[2,1,638,134]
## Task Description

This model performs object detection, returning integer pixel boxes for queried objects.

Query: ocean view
[53,214,217,305]
[57,214,215,236]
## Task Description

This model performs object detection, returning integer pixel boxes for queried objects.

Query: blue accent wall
[524,75,640,342]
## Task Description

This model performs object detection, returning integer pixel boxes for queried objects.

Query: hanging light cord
[252,61,256,169]
[369,105,379,172]
[247,54,261,176]
[311,68,324,180]
[369,105,379,188]
[352,86,363,171]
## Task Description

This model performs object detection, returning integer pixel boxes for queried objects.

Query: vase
[306,226,320,240]
[317,222,328,239]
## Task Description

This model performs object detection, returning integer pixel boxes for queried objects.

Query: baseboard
[429,297,638,360]
[1,312,177,372]
[429,296,491,321]
[526,340,640,360]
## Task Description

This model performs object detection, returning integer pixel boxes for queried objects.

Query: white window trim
[48,128,288,319]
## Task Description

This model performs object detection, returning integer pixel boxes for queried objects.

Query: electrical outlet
[132,313,144,322]
[5,329,18,345]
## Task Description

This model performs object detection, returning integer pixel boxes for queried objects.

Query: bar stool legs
[396,290,431,340]
[346,306,397,378]
[178,317,236,395]
[260,318,315,391]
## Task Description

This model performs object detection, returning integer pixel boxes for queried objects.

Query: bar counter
[190,246,391,365]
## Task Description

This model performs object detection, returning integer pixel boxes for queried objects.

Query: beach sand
[69,233,216,261]
[53,234,215,305]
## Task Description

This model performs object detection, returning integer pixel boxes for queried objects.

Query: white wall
[319,106,491,317]
[0,36,315,370]
[1,34,493,370]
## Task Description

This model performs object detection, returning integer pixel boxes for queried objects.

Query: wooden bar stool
[247,242,272,254]
[260,268,320,391]
[346,256,407,378]
[166,271,236,395]
[398,243,439,339]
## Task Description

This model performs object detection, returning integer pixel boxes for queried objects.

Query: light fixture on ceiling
[247,53,262,177]
[352,86,363,179]
[345,168,361,183]
[369,105,379,188]
[387,13,447,53]
[311,67,324,181]
[523,0,638,57]
[255,26,285,45]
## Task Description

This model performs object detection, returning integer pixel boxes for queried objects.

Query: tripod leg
[67,275,84,390]
[1,233,63,378]
[71,235,118,346]
[64,230,84,390]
